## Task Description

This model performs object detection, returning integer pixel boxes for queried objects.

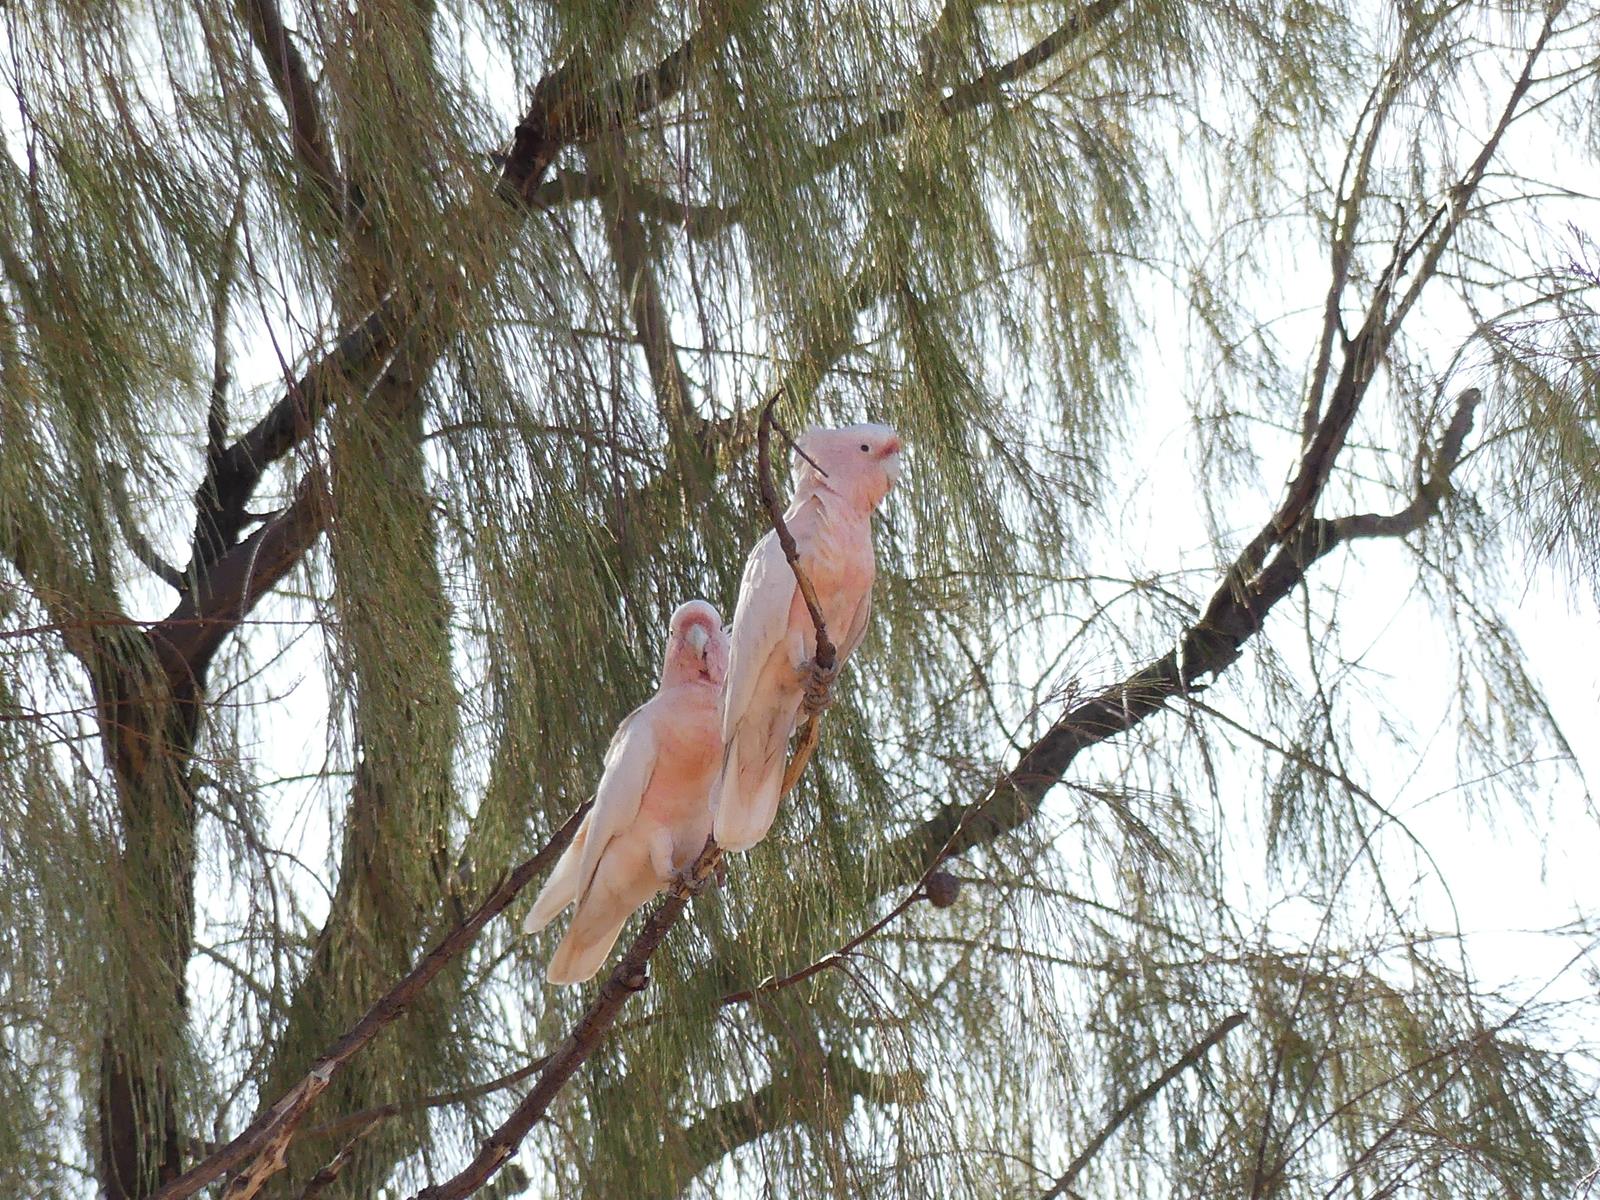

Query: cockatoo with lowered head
[711,422,902,853]
[524,600,730,985]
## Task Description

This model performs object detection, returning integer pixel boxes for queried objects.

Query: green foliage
[2,1,1599,1198]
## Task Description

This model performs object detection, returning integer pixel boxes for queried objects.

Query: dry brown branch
[241,0,341,215]
[409,837,724,1200]
[149,803,589,1200]
[756,391,838,796]
[527,0,1127,243]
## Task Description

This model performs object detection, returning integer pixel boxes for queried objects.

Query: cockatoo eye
[859,443,870,452]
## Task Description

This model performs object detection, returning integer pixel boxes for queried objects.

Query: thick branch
[186,302,396,587]
[499,7,734,202]
[149,804,589,1200]
[1040,1013,1246,1200]
[158,467,329,699]
[527,1,1127,242]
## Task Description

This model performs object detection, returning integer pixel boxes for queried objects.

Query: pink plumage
[711,423,902,852]
[524,600,729,985]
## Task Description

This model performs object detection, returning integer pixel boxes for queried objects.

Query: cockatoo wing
[571,707,657,906]
[523,813,591,933]
[524,706,652,934]
[836,588,873,665]
[722,528,800,742]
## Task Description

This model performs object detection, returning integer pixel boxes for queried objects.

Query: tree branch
[106,463,186,591]
[893,387,1482,877]
[409,838,724,1200]
[149,803,589,1200]
[499,6,736,203]
[526,1,1128,242]
[157,466,330,700]
[1040,1013,1247,1200]
[660,1052,925,1199]
[240,0,342,215]
[185,301,397,589]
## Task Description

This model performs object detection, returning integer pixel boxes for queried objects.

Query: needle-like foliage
[2,1,1599,1198]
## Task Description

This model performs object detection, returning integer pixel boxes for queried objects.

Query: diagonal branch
[1040,1013,1247,1200]
[698,391,1482,1021]
[240,0,342,215]
[106,463,186,591]
[149,804,589,1200]
[410,838,724,1200]
[499,5,738,202]
[526,0,1127,242]
[185,301,397,589]
[895,387,1483,876]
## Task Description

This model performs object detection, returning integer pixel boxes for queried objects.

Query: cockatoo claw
[670,859,719,897]
[800,658,838,717]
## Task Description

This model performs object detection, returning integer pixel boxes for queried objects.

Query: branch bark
[894,388,1481,878]
[526,0,1128,242]
[409,839,724,1200]
[240,0,342,216]
[149,803,588,1200]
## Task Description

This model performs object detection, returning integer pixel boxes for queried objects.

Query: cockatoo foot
[800,659,838,717]
[670,855,722,897]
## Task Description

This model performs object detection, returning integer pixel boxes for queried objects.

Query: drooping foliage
[1,1,1598,1198]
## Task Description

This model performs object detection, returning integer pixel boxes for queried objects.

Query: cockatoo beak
[882,447,903,485]
[686,623,710,655]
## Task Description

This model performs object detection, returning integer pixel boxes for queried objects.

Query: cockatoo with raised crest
[524,600,729,985]
[711,423,902,853]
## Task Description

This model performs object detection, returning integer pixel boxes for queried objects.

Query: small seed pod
[924,871,960,909]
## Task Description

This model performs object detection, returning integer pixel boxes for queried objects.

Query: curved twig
[756,390,838,797]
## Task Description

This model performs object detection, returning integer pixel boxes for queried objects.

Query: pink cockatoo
[524,599,730,985]
[711,422,902,853]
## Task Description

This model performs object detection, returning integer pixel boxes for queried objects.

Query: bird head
[791,422,903,511]
[664,599,729,686]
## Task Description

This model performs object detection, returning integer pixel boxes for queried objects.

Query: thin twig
[1040,1013,1247,1199]
[755,390,835,671]
[756,391,837,795]
[106,463,186,590]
